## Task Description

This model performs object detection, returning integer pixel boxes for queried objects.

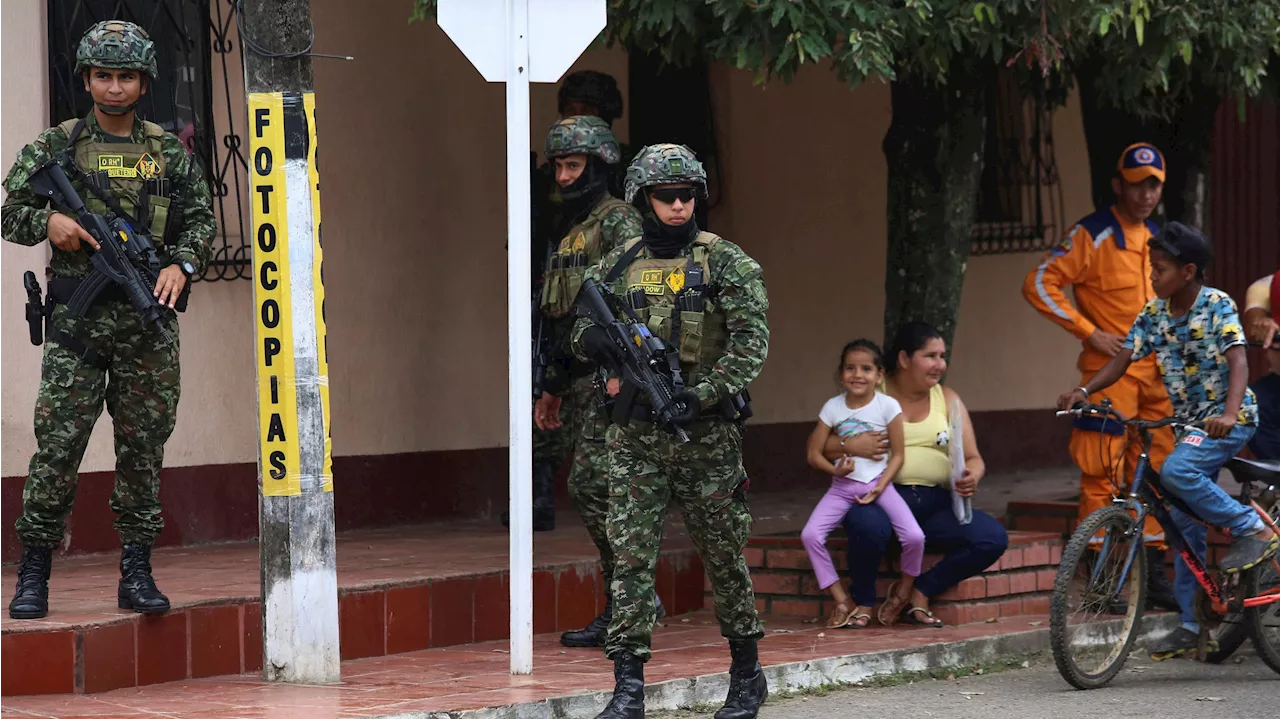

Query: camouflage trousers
[565,376,613,587]
[15,300,180,548]
[604,418,763,661]
[532,376,615,585]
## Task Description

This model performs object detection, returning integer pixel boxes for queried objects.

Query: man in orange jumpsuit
[1023,142,1178,609]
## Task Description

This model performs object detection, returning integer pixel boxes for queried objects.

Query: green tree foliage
[410,1,1279,344]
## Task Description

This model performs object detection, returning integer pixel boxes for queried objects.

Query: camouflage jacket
[571,236,770,409]
[2,113,216,278]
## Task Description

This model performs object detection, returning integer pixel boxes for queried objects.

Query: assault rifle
[576,278,696,443]
[531,243,555,400]
[29,161,173,342]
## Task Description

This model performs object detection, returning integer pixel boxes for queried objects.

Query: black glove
[580,325,623,369]
[667,389,701,428]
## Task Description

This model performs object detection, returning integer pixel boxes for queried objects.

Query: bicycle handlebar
[1055,402,1199,433]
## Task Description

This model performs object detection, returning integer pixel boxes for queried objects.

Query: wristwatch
[175,259,196,279]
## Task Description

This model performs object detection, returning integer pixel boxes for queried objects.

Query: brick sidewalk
[0,609,1061,719]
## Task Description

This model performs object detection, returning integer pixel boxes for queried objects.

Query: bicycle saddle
[1225,456,1280,484]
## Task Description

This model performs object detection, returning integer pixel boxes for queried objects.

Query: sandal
[903,606,945,627]
[877,581,910,626]
[825,603,855,629]
[846,611,871,629]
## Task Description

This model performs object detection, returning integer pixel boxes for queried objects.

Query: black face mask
[560,158,609,203]
[642,214,699,258]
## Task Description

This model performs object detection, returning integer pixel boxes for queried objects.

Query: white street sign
[437,0,606,677]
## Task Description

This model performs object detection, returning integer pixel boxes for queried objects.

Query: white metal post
[505,0,534,676]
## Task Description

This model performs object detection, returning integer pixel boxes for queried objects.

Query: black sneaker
[1148,627,1217,661]
[1220,533,1279,574]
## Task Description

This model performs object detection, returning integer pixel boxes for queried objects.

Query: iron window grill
[971,71,1064,255]
[48,0,250,280]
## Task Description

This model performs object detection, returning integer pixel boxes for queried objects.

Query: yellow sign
[571,232,587,252]
[249,92,301,497]
[665,267,685,294]
[304,92,334,493]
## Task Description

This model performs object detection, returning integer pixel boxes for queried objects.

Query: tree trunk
[882,69,989,355]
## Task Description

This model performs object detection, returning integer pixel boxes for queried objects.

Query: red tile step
[0,522,706,697]
[728,530,1065,627]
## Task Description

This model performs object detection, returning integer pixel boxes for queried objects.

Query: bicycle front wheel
[1050,506,1147,690]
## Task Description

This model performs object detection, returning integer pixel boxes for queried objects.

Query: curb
[383,614,1180,719]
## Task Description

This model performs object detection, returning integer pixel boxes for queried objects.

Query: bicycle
[1048,400,1280,690]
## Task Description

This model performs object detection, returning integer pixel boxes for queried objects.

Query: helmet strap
[96,101,137,116]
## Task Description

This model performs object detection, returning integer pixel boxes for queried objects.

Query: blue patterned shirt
[1124,286,1258,425]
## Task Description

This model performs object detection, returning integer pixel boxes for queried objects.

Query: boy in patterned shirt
[1058,222,1276,659]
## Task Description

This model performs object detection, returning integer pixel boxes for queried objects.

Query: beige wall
[706,64,1092,420]
[2,3,1092,478]
[2,0,56,476]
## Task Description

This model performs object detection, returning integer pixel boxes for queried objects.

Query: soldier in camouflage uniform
[532,117,660,648]
[571,145,769,719]
[516,72,629,534]
[4,20,215,620]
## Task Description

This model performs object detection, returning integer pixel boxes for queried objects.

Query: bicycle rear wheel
[1244,558,1280,674]
[1050,506,1147,689]
[1203,492,1279,664]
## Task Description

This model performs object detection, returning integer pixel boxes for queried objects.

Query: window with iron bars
[971,71,1064,255]
[47,0,251,280]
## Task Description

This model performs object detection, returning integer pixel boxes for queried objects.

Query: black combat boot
[118,544,170,614]
[8,546,53,619]
[715,638,768,719]
[562,591,666,648]
[563,594,613,647]
[501,463,557,532]
[1145,547,1180,612]
[593,651,645,719]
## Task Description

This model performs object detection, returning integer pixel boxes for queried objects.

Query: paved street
[658,650,1278,719]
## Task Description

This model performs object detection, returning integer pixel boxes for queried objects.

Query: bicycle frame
[1094,424,1280,614]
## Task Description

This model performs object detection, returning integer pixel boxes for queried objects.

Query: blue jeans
[1158,423,1260,629]
[840,484,1009,607]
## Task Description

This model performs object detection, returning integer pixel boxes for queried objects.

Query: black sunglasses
[649,187,696,204]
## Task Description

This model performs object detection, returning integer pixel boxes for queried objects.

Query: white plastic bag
[949,397,973,525]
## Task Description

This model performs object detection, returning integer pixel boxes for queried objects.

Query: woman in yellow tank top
[824,323,1009,626]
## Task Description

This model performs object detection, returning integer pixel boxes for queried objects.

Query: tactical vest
[615,231,728,378]
[57,117,173,243]
[540,195,631,318]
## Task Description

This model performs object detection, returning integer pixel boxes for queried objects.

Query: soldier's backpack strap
[58,117,87,145]
[604,237,649,284]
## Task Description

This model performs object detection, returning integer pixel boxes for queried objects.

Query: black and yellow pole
[239,0,338,683]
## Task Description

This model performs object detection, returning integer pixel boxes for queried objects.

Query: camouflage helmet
[557,70,623,125]
[623,144,707,204]
[75,20,157,79]
[545,115,622,165]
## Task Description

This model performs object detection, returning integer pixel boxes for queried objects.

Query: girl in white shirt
[803,340,921,629]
